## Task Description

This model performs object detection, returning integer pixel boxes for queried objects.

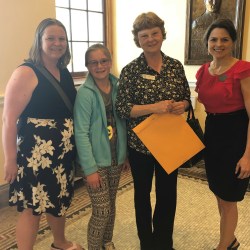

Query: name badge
[141,74,155,80]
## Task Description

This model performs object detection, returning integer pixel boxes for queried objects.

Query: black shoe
[213,238,240,250]
[227,238,240,250]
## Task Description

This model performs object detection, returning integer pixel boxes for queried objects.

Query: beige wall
[0,0,250,185]
[0,0,55,184]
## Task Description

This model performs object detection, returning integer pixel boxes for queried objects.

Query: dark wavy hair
[203,18,237,48]
[25,18,71,69]
[132,12,166,48]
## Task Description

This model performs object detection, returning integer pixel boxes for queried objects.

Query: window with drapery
[55,0,111,78]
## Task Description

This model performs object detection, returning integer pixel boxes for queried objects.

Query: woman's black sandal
[213,238,240,250]
[227,238,240,250]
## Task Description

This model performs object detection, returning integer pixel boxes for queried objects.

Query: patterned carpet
[1,163,250,250]
[0,170,134,250]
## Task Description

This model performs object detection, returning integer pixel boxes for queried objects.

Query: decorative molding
[188,81,196,88]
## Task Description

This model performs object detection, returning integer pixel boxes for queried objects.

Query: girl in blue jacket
[74,44,130,250]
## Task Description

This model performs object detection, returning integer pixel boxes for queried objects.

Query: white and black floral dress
[9,63,76,217]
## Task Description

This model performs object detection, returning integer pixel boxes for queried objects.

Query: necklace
[209,58,238,75]
[209,62,226,75]
[209,63,227,82]
[209,58,237,82]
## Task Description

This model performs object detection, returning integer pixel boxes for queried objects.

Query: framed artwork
[184,0,246,65]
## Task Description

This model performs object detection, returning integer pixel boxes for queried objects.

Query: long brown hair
[25,18,71,69]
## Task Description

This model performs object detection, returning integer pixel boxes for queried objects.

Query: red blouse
[195,60,250,113]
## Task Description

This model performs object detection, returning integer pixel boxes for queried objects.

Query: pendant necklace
[210,62,228,82]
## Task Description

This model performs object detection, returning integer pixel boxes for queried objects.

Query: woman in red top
[195,18,250,250]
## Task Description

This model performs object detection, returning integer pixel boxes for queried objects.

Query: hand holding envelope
[132,113,205,174]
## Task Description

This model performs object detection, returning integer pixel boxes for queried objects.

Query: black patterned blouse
[115,52,191,154]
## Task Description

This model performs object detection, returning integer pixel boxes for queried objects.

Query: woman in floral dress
[2,18,83,250]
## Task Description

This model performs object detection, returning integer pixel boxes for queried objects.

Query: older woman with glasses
[74,44,130,250]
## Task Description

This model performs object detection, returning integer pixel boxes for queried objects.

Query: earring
[208,51,210,55]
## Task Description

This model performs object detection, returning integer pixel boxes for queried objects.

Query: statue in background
[191,0,223,61]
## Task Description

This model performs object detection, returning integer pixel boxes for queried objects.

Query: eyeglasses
[87,58,110,67]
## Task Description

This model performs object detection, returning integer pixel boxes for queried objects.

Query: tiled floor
[1,167,250,250]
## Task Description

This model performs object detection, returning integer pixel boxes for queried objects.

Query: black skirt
[9,117,75,216]
[204,109,250,202]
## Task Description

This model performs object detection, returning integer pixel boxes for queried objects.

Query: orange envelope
[132,113,205,174]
